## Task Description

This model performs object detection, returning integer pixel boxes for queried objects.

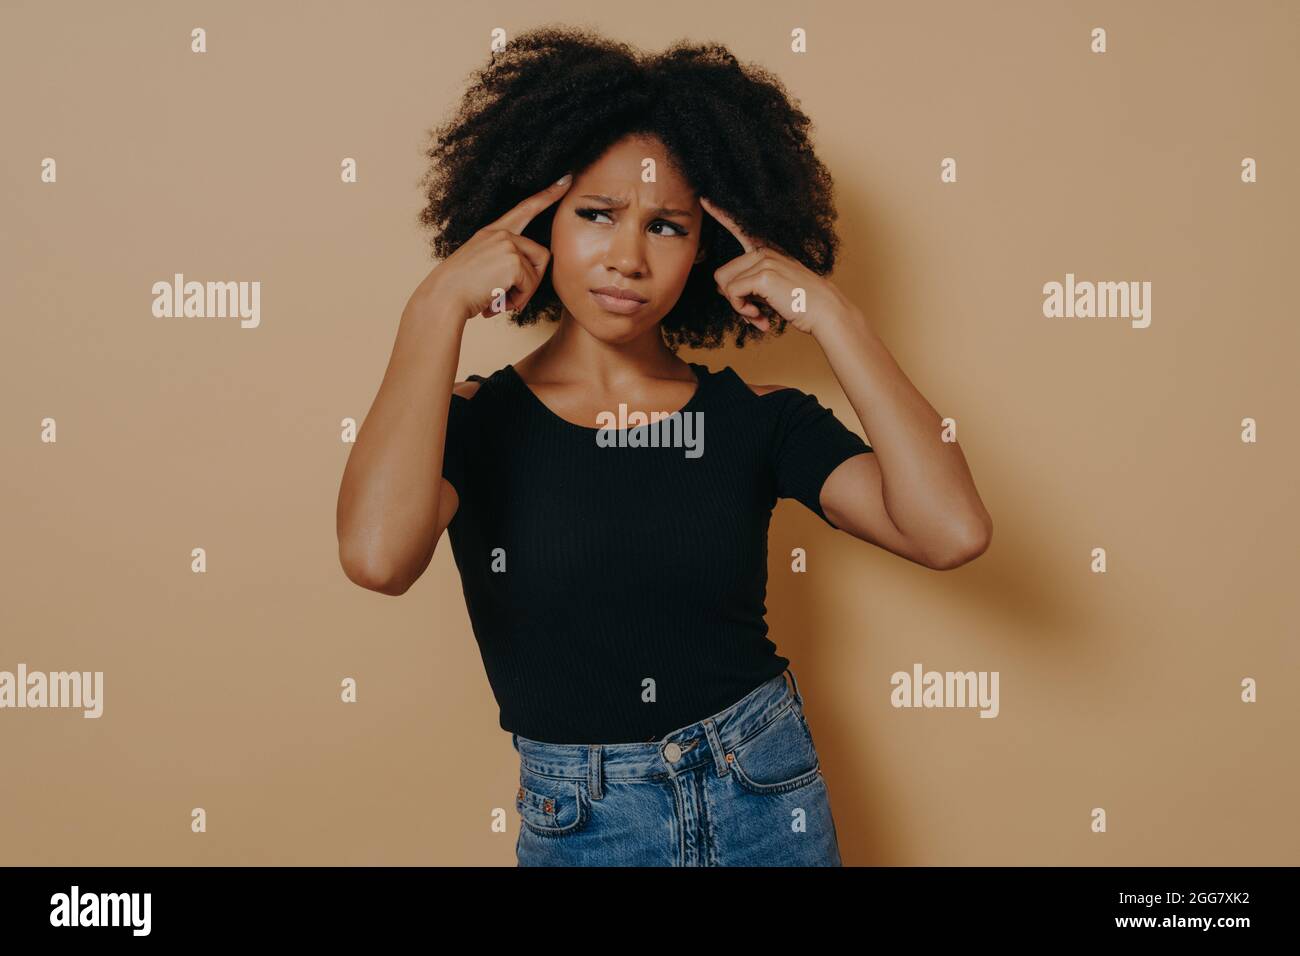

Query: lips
[590,286,648,302]
[589,285,650,316]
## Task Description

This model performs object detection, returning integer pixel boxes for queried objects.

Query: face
[548,134,708,343]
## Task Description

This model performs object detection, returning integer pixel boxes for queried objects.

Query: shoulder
[697,363,795,398]
[451,379,482,400]
[450,365,513,403]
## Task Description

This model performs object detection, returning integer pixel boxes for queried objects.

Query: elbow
[928,515,993,571]
[338,541,414,596]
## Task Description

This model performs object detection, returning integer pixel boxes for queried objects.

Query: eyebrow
[579,195,694,219]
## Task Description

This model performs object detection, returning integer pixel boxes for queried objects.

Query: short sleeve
[441,380,482,496]
[768,388,873,529]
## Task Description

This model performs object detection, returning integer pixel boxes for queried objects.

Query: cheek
[663,245,700,286]
[550,225,599,274]
[548,217,570,258]
[547,228,582,285]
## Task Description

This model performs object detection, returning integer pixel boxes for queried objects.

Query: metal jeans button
[663,742,682,762]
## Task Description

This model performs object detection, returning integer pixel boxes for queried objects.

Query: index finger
[699,195,757,255]
[490,173,574,235]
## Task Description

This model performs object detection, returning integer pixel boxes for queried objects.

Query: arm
[812,309,993,570]
[700,195,992,572]
[336,300,467,595]
[335,173,573,595]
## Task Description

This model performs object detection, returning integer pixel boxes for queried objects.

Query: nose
[605,218,647,276]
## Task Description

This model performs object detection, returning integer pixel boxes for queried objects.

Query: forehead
[577,134,694,195]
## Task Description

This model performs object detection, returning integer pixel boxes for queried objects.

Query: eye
[575,208,689,238]
[650,221,690,238]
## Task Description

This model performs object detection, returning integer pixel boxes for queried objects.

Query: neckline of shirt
[504,361,712,434]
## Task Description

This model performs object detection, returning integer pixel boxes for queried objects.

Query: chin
[564,295,658,334]
[586,317,645,341]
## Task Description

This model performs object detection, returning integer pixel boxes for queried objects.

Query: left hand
[700,195,857,335]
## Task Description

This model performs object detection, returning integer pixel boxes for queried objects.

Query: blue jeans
[511,668,843,866]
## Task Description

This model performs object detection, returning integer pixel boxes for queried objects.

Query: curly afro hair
[416,24,840,350]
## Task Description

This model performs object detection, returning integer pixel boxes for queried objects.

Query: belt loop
[702,718,729,776]
[784,667,804,708]
[588,745,603,800]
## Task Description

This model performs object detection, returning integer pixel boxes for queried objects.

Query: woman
[336,26,992,866]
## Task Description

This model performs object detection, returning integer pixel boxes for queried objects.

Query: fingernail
[554,172,572,186]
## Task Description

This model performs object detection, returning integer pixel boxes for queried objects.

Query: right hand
[407,174,574,323]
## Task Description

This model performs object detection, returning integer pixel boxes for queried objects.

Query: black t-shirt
[440,361,872,744]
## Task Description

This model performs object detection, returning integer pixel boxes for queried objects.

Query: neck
[522,308,692,389]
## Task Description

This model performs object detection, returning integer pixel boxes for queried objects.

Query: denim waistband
[510,668,806,792]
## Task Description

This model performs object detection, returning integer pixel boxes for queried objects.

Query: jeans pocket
[516,765,590,838]
[725,702,823,795]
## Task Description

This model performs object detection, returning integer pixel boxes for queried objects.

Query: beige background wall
[2,0,1295,865]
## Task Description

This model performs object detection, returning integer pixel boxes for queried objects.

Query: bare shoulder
[451,379,482,400]
[745,381,794,397]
